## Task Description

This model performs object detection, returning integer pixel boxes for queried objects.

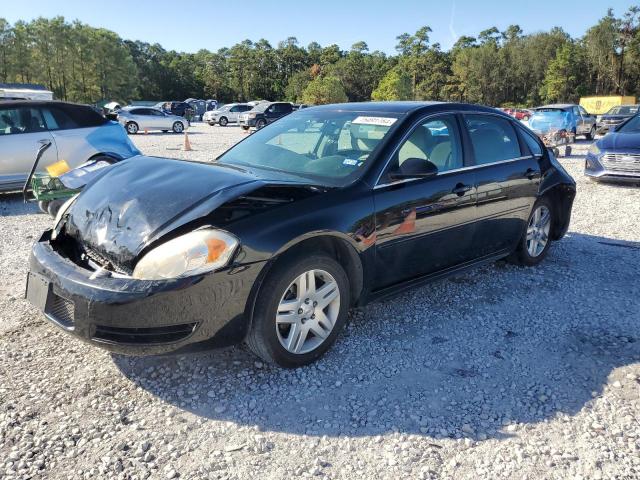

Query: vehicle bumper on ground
[26,230,265,355]
[584,153,640,183]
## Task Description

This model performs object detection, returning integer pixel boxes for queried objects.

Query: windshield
[617,115,640,133]
[607,105,639,115]
[529,110,571,132]
[252,103,270,112]
[217,109,400,186]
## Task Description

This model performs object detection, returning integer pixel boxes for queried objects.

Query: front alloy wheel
[276,269,340,354]
[247,254,350,367]
[173,121,184,133]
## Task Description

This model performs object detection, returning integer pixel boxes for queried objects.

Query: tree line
[0,7,639,107]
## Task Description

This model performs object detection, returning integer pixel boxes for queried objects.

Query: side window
[230,106,240,112]
[0,107,46,135]
[465,115,521,165]
[389,115,463,176]
[572,106,581,117]
[520,129,543,157]
[579,106,589,116]
[130,109,143,115]
[42,107,79,130]
[241,105,251,112]
[150,109,165,116]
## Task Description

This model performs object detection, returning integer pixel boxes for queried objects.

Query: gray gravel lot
[1,123,639,479]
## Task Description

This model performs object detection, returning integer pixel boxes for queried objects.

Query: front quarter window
[218,110,399,186]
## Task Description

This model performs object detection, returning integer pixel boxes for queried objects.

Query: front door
[372,114,477,290]
[0,106,57,190]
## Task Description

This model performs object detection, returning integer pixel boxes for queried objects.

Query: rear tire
[242,126,250,131]
[246,253,350,368]
[507,197,554,267]
[125,122,138,134]
[219,116,228,126]
[585,125,596,141]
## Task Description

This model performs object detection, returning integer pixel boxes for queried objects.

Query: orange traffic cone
[183,132,192,151]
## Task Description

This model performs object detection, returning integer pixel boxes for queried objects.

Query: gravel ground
[1,124,639,480]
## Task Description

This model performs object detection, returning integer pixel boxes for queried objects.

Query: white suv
[203,103,252,126]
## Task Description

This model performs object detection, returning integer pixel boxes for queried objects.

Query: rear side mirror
[390,158,438,180]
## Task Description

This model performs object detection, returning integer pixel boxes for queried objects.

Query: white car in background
[203,103,252,126]
[0,100,140,192]
[117,107,188,134]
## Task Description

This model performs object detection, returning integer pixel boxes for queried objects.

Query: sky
[2,0,638,54]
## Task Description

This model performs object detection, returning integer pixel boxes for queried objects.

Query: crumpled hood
[65,156,264,268]
[598,132,640,151]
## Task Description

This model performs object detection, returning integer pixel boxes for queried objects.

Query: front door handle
[525,168,539,180]
[452,183,472,196]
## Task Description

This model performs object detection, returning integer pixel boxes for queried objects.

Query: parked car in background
[239,101,293,130]
[585,114,640,183]
[117,107,189,134]
[506,108,533,121]
[26,102,575,367]
[185,98,207,120]
[532,104,597,140]
[203,103,252,126]
[0,100,140,193]
[206,99,218,111]
[596,105,639,134]
[154,101,194,118]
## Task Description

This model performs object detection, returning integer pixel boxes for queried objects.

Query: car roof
[536,104,575,110]
[308,101,508,116]
[0,99,91,109]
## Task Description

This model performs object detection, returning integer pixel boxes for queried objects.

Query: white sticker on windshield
[352,116,397,127]
[343,159,358,166]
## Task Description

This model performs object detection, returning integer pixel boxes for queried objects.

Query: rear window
[465,114,521,164]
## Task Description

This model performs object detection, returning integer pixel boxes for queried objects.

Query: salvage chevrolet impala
[26,102,576,367]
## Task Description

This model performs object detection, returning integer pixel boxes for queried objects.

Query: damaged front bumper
[26,230,265,355]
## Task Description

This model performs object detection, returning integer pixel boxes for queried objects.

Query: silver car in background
[202,103,252,126]
[117,107,189,134]
[0,100,140,192]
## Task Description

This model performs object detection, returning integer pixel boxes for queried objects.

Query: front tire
[255,119,267,129]
[126,122,138,134]
[172,121,184,133]
[246,254,350,368]
[508,197,554,266]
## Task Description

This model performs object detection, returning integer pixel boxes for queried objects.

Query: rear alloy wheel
[247,254,350,367]
[172,121,184,133]
[508,197,554,266]
[585,125,596,141]
[219,116,228,126]
[126,122,138,134]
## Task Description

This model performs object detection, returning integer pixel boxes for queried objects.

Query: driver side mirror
[389,158,438,180]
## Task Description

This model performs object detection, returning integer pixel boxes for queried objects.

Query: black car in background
[26,102,576,367]
[239,101,293,130]
[155,101,194,118]
[596,105,639,134]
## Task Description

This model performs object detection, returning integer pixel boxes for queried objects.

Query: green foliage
[371,67,412,101]
[1,9,639,107]
[301,76,347,105]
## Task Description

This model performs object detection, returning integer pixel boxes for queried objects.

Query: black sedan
[26,102,576,367]
[586,114,640,183]
[596,104,639,134]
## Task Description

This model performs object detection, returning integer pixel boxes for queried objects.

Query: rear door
[462,114,540,256]
[372,114,477,289]
[0,105,57,190]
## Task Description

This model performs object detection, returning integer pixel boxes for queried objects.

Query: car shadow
[0,193,42,216]
[113,231,640,440]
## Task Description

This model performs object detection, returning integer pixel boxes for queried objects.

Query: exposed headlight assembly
[51,194,79,240]
[132,229,239,280]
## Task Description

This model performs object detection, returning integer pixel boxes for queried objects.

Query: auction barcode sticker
[352,116,397,126]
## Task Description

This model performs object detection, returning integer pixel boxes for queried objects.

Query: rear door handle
[452,183,472,196]
[525,168,539,180]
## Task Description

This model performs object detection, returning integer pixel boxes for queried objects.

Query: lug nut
[304,298,310,304]
[311,314,315,319]
[298,308,303,314]
[301,318,306,323]
[313,301,317,307]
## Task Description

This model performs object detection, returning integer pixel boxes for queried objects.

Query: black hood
[598,132,640,151]
[65,156,270,268]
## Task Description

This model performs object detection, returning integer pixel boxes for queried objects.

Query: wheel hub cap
[276,269,340,354]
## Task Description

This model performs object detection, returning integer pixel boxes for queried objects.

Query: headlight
[51,194,79,240]
[248,113,257,119]
[132,229,238,280]
[588,144,601,156]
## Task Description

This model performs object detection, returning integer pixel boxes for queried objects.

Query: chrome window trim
[374,109,533,189]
